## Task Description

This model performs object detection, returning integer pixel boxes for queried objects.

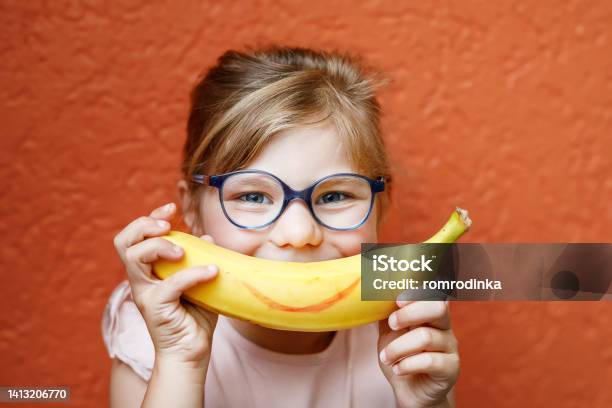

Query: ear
[177,179,203,236]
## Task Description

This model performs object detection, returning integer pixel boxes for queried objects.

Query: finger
[397,286,449,303]
[378,318,392,338]
[200,234,215,244]
[380,327,456,365]
[149,202,176,220]
[388,301,451,331]
[391,351,460,381]
[124,237,184,286]
[156,265,219,304]
[396,296,415,308]
[378,318,400,348]
[115,216,172,256]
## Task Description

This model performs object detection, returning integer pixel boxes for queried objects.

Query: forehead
[246,122,357,189]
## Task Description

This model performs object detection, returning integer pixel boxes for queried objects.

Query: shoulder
[101,280,155,382]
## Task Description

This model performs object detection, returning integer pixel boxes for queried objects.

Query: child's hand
[113,202,219,368]
[377,299,460,408]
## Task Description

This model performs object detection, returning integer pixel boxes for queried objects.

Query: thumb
[182,300,218,331]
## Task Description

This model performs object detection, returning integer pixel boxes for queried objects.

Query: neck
[228,318,336,354]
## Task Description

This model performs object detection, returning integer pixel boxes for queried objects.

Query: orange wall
[1,1,611,407]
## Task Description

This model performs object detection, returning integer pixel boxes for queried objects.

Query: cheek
[357,206,379,242]
[200,191,266,255]
[331,215,379,257]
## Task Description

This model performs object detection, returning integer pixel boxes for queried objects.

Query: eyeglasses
[191,169,385,231]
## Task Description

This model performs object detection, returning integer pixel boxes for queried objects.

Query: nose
[268,199,323,248]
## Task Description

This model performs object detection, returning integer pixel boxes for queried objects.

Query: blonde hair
[181,45,393,232]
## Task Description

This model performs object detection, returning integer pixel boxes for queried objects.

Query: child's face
[192,121,378,261]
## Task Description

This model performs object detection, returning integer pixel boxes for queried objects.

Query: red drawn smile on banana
[240,277,361,312]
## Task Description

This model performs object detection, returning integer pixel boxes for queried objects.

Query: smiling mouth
[240,277,361,313]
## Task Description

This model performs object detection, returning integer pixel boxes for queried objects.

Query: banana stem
[423,207,472,244]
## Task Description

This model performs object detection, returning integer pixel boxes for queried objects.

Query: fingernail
[208,265,218,273]
[379,349,388,364]
[157,220,169,228]
[392,364,400,374]
[172,245,182,254]
[388,314,398,330]
[163,203,174,212]
[397,300,409,308]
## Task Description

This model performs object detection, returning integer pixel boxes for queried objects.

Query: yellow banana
[152,207,471,332]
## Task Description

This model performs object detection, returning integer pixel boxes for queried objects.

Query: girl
[103,46,459,407]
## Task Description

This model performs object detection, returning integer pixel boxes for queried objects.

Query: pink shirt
[102,280,397,407]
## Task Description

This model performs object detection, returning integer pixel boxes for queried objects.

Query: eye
[317,191,351,204]
[238,192,270,204]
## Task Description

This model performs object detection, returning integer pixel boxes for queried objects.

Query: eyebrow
[230,177,279,189]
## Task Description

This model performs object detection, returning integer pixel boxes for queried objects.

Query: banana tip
[455,207,472,229]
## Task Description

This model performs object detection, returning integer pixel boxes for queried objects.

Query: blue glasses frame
[191,169,385,231]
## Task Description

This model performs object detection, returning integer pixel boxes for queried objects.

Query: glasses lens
[221,172,284,228]
[312,175,373,229]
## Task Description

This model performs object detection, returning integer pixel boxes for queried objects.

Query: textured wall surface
[1,1,611,407]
